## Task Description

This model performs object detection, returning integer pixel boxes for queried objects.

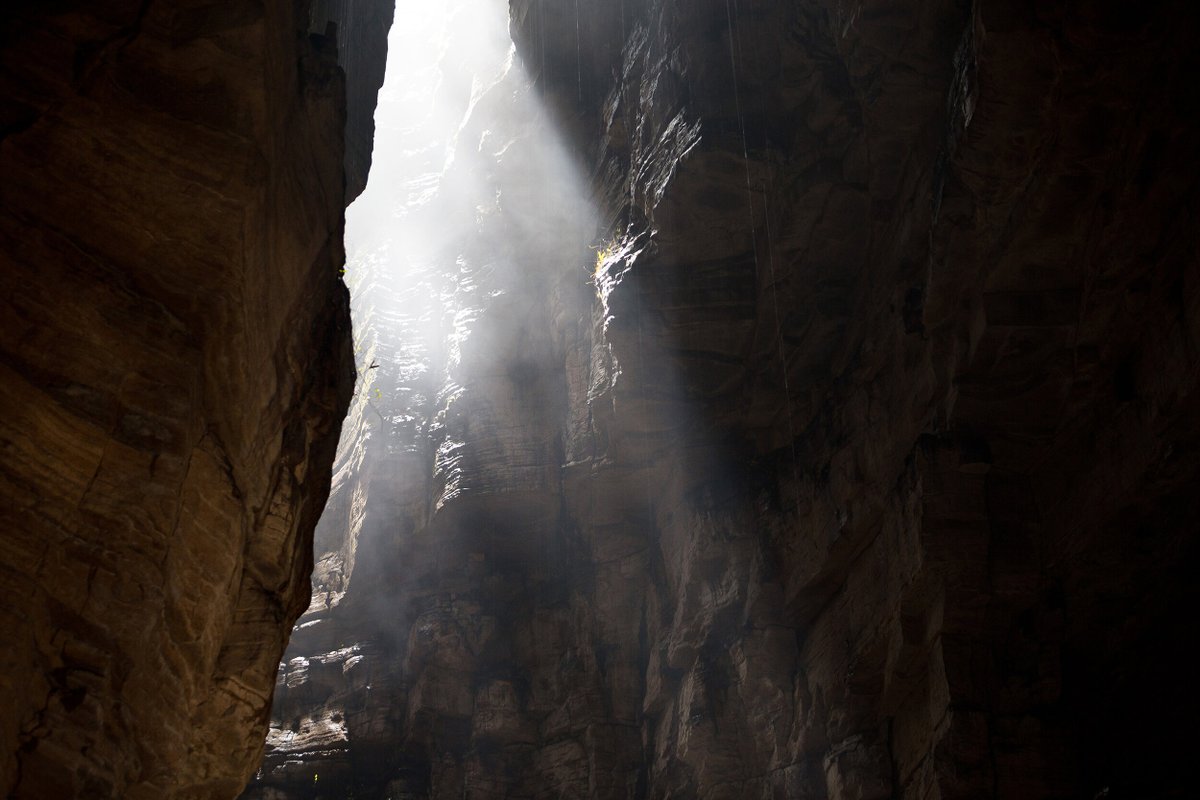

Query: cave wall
[245,0,1199,799]
[0,0,389,796]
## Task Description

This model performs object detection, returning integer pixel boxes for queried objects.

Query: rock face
[244,0,1198,798]
[0,1,388,796]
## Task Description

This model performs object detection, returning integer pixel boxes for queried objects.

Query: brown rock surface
[0,0,388,796]
[240,0,1196,798]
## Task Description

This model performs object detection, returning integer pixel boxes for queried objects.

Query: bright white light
[337,0,597,467]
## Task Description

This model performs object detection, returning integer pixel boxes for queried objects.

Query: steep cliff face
[246,1,1199,798]
[0,1,387,796]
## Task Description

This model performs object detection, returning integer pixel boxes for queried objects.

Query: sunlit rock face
[0,1,388,796]
[247,0,1199,798]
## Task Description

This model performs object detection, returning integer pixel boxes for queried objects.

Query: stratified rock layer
[247,1,1199,799]
[0,0,388,795]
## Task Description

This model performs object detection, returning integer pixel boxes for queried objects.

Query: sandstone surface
[0,1,388,795]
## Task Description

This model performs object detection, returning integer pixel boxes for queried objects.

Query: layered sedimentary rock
[246,1,1199,798]
[0,0,388,796]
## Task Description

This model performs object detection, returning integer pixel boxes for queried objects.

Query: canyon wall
[245,0,1199,798]
[0,1,389,796]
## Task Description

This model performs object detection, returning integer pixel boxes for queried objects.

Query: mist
[242,0,703,793]
[343,0,598,456]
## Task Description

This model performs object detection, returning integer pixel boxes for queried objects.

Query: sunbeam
[243,1,609,794]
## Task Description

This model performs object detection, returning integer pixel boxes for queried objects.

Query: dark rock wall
[247,1,1199,799]
[0,0,388,796]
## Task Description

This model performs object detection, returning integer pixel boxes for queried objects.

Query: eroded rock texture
[246,0,1199,799]
[0,0,388,795]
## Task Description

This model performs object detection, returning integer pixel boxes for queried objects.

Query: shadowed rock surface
[242,0,1199,799]
[0,0,389,796]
